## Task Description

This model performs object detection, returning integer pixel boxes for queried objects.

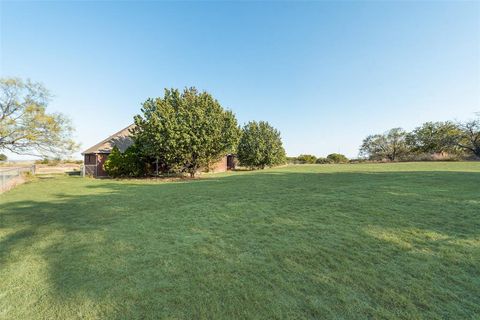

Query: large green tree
[0,78,77,158]
[406,121,461,154]
[133,88,240,177]
[360,128,408,161]
[237,121,286,169]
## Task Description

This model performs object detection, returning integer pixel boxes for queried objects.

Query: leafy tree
[406,121,461,154]
[103,145,146,178]
[0,153,7,161]
[326,153,348,163]
[297,154,317,164]
[237,121,286,169]
[0,78,77,158]
[316,157,333,164]
[133,88,241,177]
[457,116,480,158]
[360,128,408,161]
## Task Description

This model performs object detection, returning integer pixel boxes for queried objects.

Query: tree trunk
[474,147,480,158]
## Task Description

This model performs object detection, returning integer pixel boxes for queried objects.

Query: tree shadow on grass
[0,170,479,318]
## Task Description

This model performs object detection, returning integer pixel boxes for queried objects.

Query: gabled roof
[82,124,136,154]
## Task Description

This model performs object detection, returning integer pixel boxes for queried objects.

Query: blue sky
[1,1,479,159]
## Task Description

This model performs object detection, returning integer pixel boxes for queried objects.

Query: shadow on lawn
[1,170,479,318]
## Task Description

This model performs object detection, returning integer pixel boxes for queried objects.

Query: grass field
[1,162,479,319]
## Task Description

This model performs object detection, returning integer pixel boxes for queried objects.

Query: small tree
[133,88,241,177]
[0,78,77,158]
[0,153,7,161]
[360,128,408,161]
[237,121,286,169]
[326,153,348,163]
[297,154,317,164]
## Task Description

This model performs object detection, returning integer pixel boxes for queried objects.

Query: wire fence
[0,165,36,192]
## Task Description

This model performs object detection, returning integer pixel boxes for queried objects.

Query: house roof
[82,124,136,155]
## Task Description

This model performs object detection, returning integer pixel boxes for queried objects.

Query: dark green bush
[296,154,317,164]
[104,145,146,178]
[327,153,349,163]
[316,157,333,164]
[0,154,7,161]
[286,157,297,164]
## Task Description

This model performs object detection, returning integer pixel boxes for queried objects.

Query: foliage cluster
[105,88,286,177]
[237,121,286,169]
[360,117,480,161]
[288,153,349,164]
[0,78,77,159]
[296,154,317,164]
[103,145,147,178]
[327,153,349,163]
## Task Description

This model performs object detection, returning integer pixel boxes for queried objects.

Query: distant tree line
[288,153,349,164]
[104,88,286,178]
[359,117,480,161]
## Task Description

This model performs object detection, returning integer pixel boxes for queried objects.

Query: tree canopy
[296,154,317,164]
[237,121,286,169]
[132,87,241,177]
[360,128,408,161]
[406,121,461,154]
[359,116,480,160]
[457,116,480,158]
[326,153,348,163]
[0,78,77,158]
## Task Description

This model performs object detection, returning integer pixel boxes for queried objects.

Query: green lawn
[1,162,479,319]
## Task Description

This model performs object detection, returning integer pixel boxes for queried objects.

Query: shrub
[327,153,348,163]
[296,154,317,164]
[104,145,146,178]
[0,154,7,161]
[401,152,462,162]
[348,158,367,164]
[36,158,50,164]
[286,157,297,164]
[316,157,333,164]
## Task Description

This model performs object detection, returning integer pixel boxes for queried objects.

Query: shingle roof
[82,124,136,154]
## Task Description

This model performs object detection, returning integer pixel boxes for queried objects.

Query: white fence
[0,165,36,191]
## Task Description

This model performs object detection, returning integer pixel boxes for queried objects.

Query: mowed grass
[1,162,479,319]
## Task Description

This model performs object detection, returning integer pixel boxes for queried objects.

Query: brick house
[82,124,235,177]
